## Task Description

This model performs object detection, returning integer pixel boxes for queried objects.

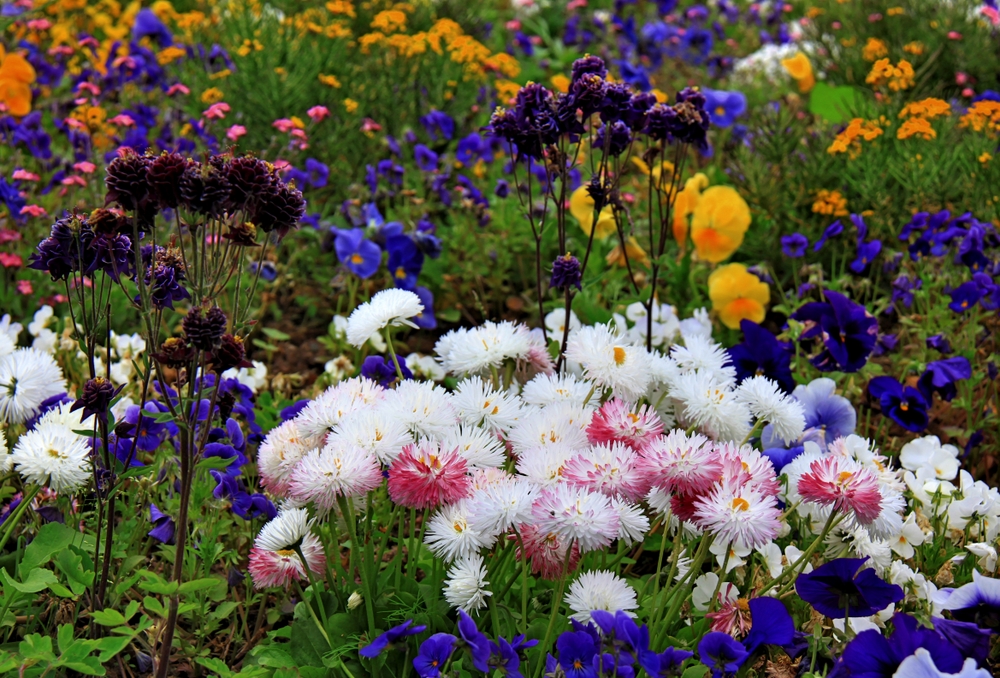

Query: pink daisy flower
[693,481,781,549]
[563,442,650,502]
[640,430,722,495]
[248,508,326,589]
[797,456,883,524]
[706,597,752,637]
[307,105,330,122]
[530,484,619,553]
[669,491,700,523]
[586,398,664,450]
[387,441,471,509]
[288,442,384,510]
[716,442,780,497]
[516,523,581,579]
[227,124,247,141]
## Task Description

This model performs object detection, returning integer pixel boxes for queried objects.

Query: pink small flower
[587,398,663,450]
[956,72,969,85]
[361,118,382,133]
[0,229,21,243]
[49,46,74,57]
[61,175,87,187]
[27,18,51,30]
[64,118,87,131]
[0,252,23,268]
[73,161,96,174]
[706,595,752,636]
[505,20,521,31]
[226,124,247,141]
[70,276,93,289]
[12,169,40,181]
[694,481,781,549]
[78,36,99,50]
[831,21,842,29]
[530,36,542,45]
[203,102,230,120]
[19,205,46,218]
[567,0,587,9]
[963,88,975,98]
[797,456,883,524]
[166,83,190,96]
[517,523,581,580]
[248,509,326,590]
[948,31,962,40]
[273,118,296,133]
[983,6,1000,25]
[868,12,882,21]
[109,114,135,127]
[306,105,329,122]
[16,280,33,295]
[563,442,649,502]
[75,82,100,96]
[387,441,471,509]
[273,159,291,171]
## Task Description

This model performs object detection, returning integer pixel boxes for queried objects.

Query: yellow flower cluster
[898,98,951,120]
[862,38,888,61]
[325,0,356,18]
[865,58,915,91]
[827,118,884,156]
[812,189,848,217]
[959,100,1000,135]
[371,10,407,34]
[903,41,924,55]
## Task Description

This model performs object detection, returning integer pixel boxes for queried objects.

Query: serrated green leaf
[197,657,234,677]
[143,596,167,617]
[2,567,61,594]
[20,522,92,575]
[92,609,127,626]
[18,633,55,662]
[94,635,132,662]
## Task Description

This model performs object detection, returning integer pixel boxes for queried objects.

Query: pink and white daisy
[530,484,620,553]
[716,442,781,497]
[248,508,326,589]
[640,430,721,496]
[797,455,883,524]
[257,419,317,497]
[387,441,471,509]
[517,523,581,579]
[562,442,650,502]
[693,481,782,550]
[585,398,664,450]
[288,441,384,509]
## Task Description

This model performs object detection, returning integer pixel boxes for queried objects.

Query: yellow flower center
[613,346,627,365]
[731,497,750,511]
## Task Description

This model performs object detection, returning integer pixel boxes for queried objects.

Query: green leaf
[57,623,75,655]
[94,635,132,662]
[289,606,331,666]
[55,547,95,595]
[680,666,708,678]
[179,577,223,595]
[261,327,291,341]
[143,596,167,617]
[2,567,71,596]
[197,657,234,677]
[91,609,127,626]
[60,658,106,676]
[151,410,175,423]
[138,572,178,595]
[808,82,860,123]
[20,522,92,575]
[18,633,56,662]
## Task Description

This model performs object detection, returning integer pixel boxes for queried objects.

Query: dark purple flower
[71,377,120,424]
[791,290,877,372]
[812,220,844,252]
[743,597,794,654]
[494,179,510,198]
[414,144,439,172]
[550,253,583,291]
[868,376,929,432]
[570,55,607,83]
[832,613,965,678]
[918,356,971,402]
[413,633,456,678]
[360,619,427,658]
[948,281,983,313]
[890,274,921,310]
[796,557,904,618]
[698,632,747,678]
[457,611,490,672]
[360,354,412,387]
[729,320,794,392]
[386,235,424,290]
[926,334,952,354]
[552,630,598,678]
[594,120,632,157]
[850,239,882,273]
[420,110,455,141]
[133,8,173,47]
[781,233,808,258]
[304,158,329,188]
[148,503,175,544]
[412,286,437,330]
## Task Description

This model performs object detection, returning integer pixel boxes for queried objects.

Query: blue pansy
[698,632,747,678]
[729,320,795,393]
[791,290,878,373]
[781,233,808,257]
[703,89,747,128]
[795,557,904,619]
[918,357,971,402]
[133,8,173,47]
[868,376,929,432]
[414,144,439,172]
[334,228,382,279]
[359,619,427,658]
[413,633,456,678]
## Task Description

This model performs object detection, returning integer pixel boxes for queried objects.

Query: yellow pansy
[781,52,815,93]
[0,46,37,117]
[607,236,650,269]
[708,263,770,329]
[689,185,751,263]
[569,184,617,240]
[671,172,709,245]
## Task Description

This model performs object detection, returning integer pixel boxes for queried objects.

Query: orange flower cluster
[811,189,849,216]
[959,100,1000,135]
[865,58,915,91]
[898,98,951,120]
[862,38,888,61]
[827,118,884,156]
[897,117,936,140]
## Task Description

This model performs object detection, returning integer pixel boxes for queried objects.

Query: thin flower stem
[770,511,844,597]
[0,485,40,554]
[530,540,575,678]
[384,330,406,382]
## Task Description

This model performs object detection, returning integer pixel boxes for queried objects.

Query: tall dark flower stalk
[31,147,304,675]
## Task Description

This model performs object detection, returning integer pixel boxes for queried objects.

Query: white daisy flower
[508,402,591,455]
[0,348,67,425]
[12,422,91,493]
[330,407,413,465]
[0,429,9,473]
[0,314,22,345]
[441,425,507,469]
[531,484,619,553]
[257,419,318,497]
[425,500,492,562]
[565,324,652,401]
[612,498,650,546]
[565,570,638,623]
[451,376,524,435]
[467,476,538,536]
[0,332,14,361]
[345,289,424,348]
[295,378,385,439]
[406,353,446,381]
[443,554,492,613]
[287,442,384,509]
[520,373,594,408]
[669,371,750,442]
[381,380,457,440]
[670,335,735,386]
[734,376,806,444]
[435,321,531,376]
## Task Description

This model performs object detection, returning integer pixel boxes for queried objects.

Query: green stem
[0,486,40,554]
[384,331,405,382]
[530,541,575,678]
[771,511,843,597]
